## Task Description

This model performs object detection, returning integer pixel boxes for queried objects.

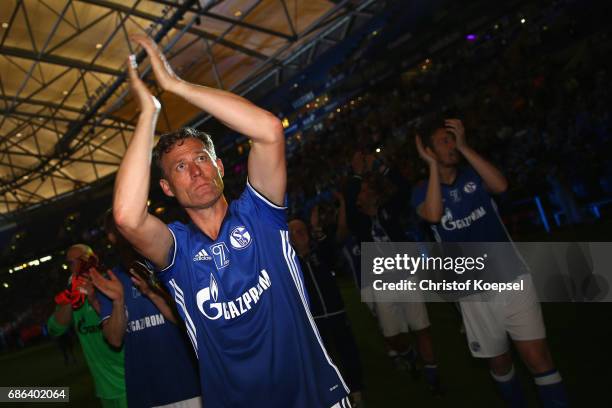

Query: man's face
[429,128,459,166]
[159,138,225,209]
[288,220,310,252]
[66,246,93,276]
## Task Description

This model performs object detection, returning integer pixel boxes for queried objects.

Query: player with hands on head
[112,35,350,408]
[412,118,568,408]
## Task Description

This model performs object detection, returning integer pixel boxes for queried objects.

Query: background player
[412,118,568,407]
[90,213,201,408]
[47,244,126,407]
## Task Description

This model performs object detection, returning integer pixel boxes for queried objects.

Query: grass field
[0,342,99,407]
[1,223,611,407]
[1,295,609,407]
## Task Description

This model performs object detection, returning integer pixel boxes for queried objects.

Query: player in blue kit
[113,35,350,408]
[90,213,201,408]
[412,118,568,408]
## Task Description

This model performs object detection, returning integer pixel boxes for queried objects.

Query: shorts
[374,301,431,337]
[459,275,546,358]
[153,396,203,408]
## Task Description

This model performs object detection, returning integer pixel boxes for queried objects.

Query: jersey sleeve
[46,311,69,337]
[235,180,288,229]
[158,221,188,284]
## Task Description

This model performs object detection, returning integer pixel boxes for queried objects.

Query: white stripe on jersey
[284,234,308,301]
[331,396,351,408]
[169,284,195,341]
[280,230,350,395]
[246,179,287,209]
[169,279,198,358]
[170,294,197,353]
[161,228,179,272]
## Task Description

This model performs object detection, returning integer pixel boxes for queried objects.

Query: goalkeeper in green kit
[47,244,126,408]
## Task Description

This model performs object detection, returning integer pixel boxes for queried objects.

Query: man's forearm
[458,145,508,193]
[103,300,128,347]
[420,165,443,222]
[113,109,159,229]
[168,81,281,144]
[147,293,178,324]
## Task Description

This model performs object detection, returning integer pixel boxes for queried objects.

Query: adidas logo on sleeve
[193,249,212,261]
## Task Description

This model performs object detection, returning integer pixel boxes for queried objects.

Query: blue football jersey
[159,182,350,408]
[98,266,201,408]
[412,167,511,242]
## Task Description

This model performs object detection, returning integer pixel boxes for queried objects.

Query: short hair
[152,127,216,175]
[67,244,94,259]
[419,115,447,150]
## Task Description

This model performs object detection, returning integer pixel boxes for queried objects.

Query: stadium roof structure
[0,0,377,220]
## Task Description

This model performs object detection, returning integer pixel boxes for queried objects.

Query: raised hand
[73,274,94,296]
[445,119,466,150]
[415,135,437,166]
[90,268,124,303]
[127,54,160,114]
[130,35,180,92]
[129,268,153,298]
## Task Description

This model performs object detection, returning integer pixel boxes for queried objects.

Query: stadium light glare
[521,18,526,24]
[3,283,8,289]
[62,264,68,270]
[40,255,52,262]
